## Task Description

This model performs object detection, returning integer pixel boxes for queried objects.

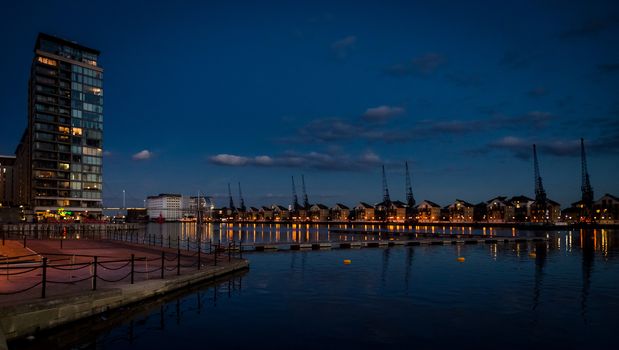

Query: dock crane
[291,176,301,210]
[382,165,391,204]
[532,144,548,222]
[301,175,310,209]
[405,161,416,221]
[405,161,415,208]
[580,138,594,222]
[238,182,246,212]
[227,183,236,213]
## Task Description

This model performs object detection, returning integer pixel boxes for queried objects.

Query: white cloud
[209,154,249,166]
[209,150,383,171]
[362,105,405,122]
[132,150,152,160]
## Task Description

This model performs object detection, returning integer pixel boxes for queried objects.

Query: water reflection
[11,229,619,350]
[532,241,547,311]
[581,229,594,324]
[139,222,619,246]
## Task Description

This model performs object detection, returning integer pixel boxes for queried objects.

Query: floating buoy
[529,252,537,258]
[343,259,352,265]
[457,257,465,262]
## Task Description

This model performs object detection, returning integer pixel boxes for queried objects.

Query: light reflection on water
[12,229,619,350]
[141,222,598,245]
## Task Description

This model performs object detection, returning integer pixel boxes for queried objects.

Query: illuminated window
[58,126,70,134]
[37,57,57,66]
[72,127,83,136]
[59,163,70,171]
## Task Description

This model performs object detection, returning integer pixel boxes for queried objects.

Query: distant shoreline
[149,220,619,231]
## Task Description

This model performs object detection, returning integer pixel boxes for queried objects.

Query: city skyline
[1,1,618,208]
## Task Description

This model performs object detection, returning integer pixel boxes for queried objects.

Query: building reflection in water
[532,241,547,312]
[580,229,595,324]
[404,247,414,296]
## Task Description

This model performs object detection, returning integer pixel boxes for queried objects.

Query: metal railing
[0,240,243,299]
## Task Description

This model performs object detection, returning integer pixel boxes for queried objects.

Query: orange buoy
[343,259,352,265]
[457,257,465,262]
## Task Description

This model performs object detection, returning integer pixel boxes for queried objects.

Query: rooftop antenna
[405,161,415,207]
[227,183,235,211]
[238,182,246,212]
[301,175,310,209]
[382,165,391,203]
[581,138,594,209]
[533,144,547,204]
[291,176,300,210]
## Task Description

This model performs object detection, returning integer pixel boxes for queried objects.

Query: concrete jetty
[240,236,546,253]
[0,239,248,348]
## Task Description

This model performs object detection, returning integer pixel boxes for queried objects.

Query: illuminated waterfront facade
[0,155,16,206]
[15,33,103,220]
[146,194,188,221]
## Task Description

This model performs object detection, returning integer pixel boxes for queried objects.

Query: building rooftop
[36,32,100,55]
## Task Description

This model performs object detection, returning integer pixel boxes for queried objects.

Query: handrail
[0,239,243,299]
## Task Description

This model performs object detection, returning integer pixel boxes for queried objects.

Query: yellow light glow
[37,56,57,66]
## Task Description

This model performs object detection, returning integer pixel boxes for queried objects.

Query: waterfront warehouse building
[146,194,189,221]
[14,33,103,221]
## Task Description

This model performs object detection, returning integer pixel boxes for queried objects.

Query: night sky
[1,0,618,208]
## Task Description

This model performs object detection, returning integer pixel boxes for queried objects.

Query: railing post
[239,240,243,259]
[168,235,171,248]
[23,234,27,248]
[41,257,47,298]
[228,241,231,262]
[131,254,135,284]
[177,246,181,276]
[92,256,98,291]
[214,243,218,266]
[161,251,165,279]
[197,242,201,270]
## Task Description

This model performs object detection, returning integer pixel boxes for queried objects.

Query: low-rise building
[390,200,408,222]
[330,203,350,221]
[146,194,188,221]
[473,202,487,222]
[486,196,515,223]
[354,202,375,221]
[509,195,534,222]
[562,205,581,224]
[531,199,561,223]
[245,207,260,221]
[416,200,441,222]
[259,206,273,221]
[594,194,619,224]
[272,204,289,221]
[310,203,330,221]
[448,199,474,222]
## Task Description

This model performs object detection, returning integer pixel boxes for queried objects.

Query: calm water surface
[13,228,619,350]
[141,222,551,244]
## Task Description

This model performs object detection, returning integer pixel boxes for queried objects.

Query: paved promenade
[0,239,248,347]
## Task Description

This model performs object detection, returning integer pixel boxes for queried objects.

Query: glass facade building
[15,33,103,220]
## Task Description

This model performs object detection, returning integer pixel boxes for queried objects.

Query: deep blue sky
[1,0,618,208]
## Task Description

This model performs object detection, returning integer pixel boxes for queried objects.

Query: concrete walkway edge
[0,259,248,345]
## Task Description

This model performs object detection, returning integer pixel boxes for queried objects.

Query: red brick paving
[0,239,235,306]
